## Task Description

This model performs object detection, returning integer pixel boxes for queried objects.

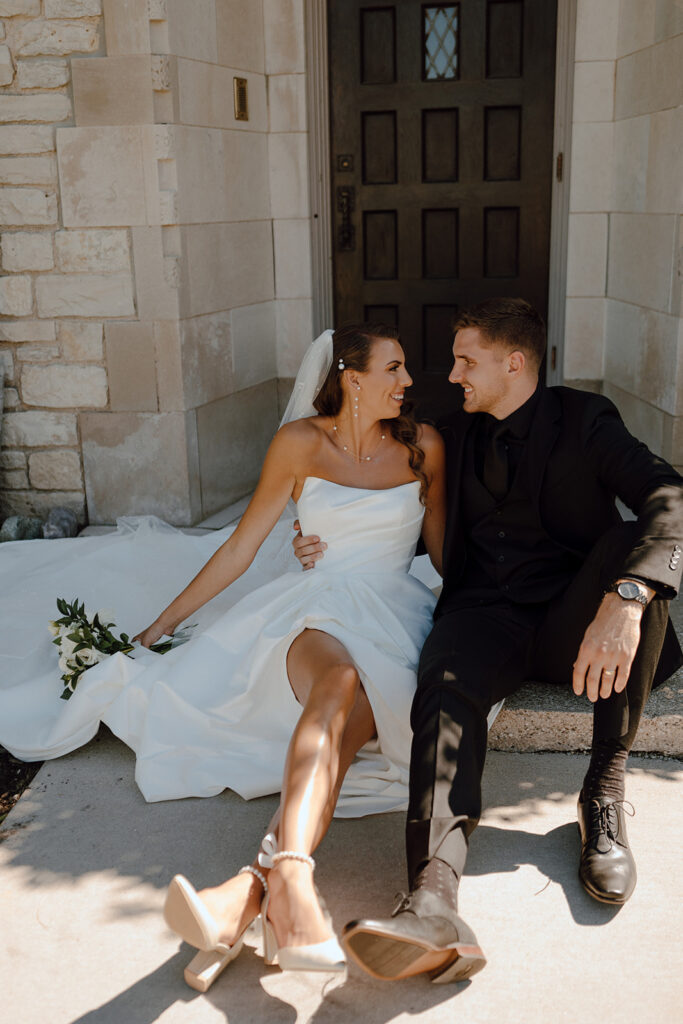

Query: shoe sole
[164,876,219,951]
[342,923,486,982]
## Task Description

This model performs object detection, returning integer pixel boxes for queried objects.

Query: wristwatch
[608,579,650,607]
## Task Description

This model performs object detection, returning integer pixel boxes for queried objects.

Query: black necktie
[483,425,509,501]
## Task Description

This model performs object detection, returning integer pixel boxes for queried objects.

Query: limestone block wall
[0,0,315,525]
[0,0,106,520]
[564,0,683,472]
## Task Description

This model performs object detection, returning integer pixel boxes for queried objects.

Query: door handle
[336,185,356,251]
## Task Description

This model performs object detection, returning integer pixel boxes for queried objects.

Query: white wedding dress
[0,476,442,815]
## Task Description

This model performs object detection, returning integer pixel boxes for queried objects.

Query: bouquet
[50,597,194,701]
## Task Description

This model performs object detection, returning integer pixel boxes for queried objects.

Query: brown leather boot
[342,886,486,983]
[577,796,637,904]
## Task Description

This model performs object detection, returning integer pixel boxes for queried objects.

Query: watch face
[617,581,643,600]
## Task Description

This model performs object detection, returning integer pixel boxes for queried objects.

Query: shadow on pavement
[0,734,679,897]
[466,822,622,926]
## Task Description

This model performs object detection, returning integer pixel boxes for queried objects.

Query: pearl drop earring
[353,386,360,418]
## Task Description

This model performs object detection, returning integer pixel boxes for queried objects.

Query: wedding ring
[602,669,615,677]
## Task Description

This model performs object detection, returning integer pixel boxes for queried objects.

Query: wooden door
[329,0,558,417]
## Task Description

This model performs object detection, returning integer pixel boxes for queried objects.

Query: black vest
[454,434,581,605]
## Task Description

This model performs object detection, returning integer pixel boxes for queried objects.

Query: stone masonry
[563,0,683,475]
[0,0,314,526]
[0,0,104,520]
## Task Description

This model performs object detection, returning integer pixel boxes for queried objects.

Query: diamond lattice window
[423,5,460,81]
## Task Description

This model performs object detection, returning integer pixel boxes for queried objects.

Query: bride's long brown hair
[313,323,429,502]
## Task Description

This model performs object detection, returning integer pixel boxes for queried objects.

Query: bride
[0,323,446,988]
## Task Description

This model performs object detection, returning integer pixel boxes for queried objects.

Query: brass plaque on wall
[234,77,249,121]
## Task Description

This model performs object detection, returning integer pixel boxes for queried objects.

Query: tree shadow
[0,729,679,895]
[68,943,300,1024]
[3,732,677,1021]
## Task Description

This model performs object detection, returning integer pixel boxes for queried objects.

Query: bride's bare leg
[197,630,375,947]
[267,628,375,948]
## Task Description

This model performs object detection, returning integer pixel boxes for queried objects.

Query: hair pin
[337,358,345,370]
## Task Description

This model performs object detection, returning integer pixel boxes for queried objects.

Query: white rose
[58,653,72,672]
[97,608,115,627]
[79,647,103,666]
[48,621,60,637]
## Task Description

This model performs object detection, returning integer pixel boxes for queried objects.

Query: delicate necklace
[332,422,386,462]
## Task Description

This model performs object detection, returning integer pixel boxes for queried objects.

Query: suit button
[498,531,506,539]
[498,555,505,563]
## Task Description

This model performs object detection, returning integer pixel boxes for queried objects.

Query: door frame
[304,0,577,383]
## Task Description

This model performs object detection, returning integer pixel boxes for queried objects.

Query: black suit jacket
[435,385,683,682]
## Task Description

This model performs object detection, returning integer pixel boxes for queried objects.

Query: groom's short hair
[454,298,546,371]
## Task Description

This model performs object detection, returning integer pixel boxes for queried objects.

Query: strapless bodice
[296,476,424,574]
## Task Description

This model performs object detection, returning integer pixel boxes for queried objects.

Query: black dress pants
[406,523,671,883]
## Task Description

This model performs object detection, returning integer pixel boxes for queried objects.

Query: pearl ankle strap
[271,850,316,871]
[237,864,268,892]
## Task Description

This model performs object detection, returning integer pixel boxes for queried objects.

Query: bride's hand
[133,619,173,648]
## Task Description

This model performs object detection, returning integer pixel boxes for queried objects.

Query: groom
[294,298,683,982]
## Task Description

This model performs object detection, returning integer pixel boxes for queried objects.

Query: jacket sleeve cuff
[614,574,675,601]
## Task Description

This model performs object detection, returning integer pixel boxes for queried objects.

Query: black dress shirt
[474,384,542,494]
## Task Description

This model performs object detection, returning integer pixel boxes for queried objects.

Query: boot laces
[392,891,412,916]
[590,799,635,847]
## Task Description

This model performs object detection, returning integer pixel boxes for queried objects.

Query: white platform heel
[164,866,266,991]
[258,833,346,973]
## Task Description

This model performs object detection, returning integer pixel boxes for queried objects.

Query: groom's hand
[292,519,327,571]
[572,593,646,702]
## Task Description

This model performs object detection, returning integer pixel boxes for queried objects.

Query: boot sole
[342,923,486,982]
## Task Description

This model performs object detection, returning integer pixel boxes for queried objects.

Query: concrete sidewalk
[1,733,680,1024]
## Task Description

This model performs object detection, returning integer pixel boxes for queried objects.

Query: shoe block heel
[430,945,487,984]
[183,941,245,992]
[260,893,279,966]
[262,918,279,965]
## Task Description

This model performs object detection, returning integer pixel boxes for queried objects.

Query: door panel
[329,0,558,418]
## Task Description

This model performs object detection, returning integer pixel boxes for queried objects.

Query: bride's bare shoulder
[273,416,330,455]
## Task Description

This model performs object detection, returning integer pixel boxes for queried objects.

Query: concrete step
[489,675,682,755]
[490,595,683,756]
